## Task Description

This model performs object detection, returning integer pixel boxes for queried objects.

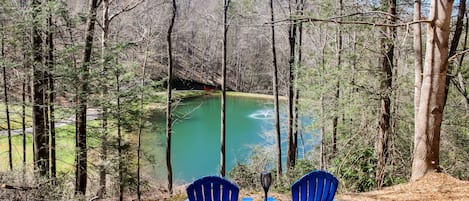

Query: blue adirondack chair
[186,176,240,201]
[291,170,339,201]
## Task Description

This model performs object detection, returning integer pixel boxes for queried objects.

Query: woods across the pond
[0,0,468,200]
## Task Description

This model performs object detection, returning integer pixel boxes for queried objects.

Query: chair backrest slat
[186,176,239,201]
[291,170,339,201]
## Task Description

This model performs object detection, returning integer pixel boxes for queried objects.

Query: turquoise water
[146,95,313,183]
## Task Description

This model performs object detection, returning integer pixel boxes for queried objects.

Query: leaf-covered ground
[147,172,469,201]
[335,172,469,201]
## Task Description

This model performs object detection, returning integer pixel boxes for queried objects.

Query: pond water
[145,95,315,184]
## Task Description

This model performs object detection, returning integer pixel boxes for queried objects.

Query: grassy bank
[0,120,100,172]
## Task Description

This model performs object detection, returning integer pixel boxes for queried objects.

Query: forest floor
[148,172,469,201]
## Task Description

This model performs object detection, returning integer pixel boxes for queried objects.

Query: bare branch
[330,11,401,21]
[268,17,433,28]
[109,0,145,22]
[448,49,469,61]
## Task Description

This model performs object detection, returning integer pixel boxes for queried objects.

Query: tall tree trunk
[293,0,304,160]
[220,0,230,178]
[137,36,149,201]
[332,0,343,158]
[1,22,13,171]
[46,1,56,181]
[412,0,453,181]
[286,0,298,170]
[22,72,27,173]
[320,95,326,170]
[166,0,177,194]
[270,0,282,180]
[319,41,327,170]
[376,0,396,189]
[457,14,468,116]
[76,0,98,195]
[21,0,28,173]
[414,1,423,130]
[116,72,123,201]
[443,0,466,106]
[98,0,110,197]
[32,0,49,177]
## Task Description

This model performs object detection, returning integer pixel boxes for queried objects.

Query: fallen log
[1,183,38,191]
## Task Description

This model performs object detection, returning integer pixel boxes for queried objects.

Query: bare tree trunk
[412,0,453,181]
[293,0,304,161]
[166,0,177,195]
[457,14,468,116]
[22,72,26,172]
[220,0,229,176]
[220,0,230,178]
[76,0,98,195]
[98,0,110,197]
[332,0,343,158]
[270,0,282,180]
[32,0,49,177]
[1,22,13,171]
[443,0,466,106]
[46,2,57,181]
[320,42,327,170]
[286,0,298,170]
[413,0,423,128]
[21,4,28,173]
[376,0,396,189]
[116,72,123,201]
[320,95,325,170]
[137,34,150,201]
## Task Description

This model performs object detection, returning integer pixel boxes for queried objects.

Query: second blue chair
[186,176,239,201]
[291,170,339,201]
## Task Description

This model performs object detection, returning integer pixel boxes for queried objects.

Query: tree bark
[320,40,327,170]
[376,0,396,189]
[320,95,326,170]
[46,1,56,181]
[22,67,27,173]
[220,0,230,178]
[286,0,298,170]
[411,0,453,181]
[293,0,304,161]
[443,0,466,106]
[332,0,343,158]
[76,0,98,195]
[116,72,123,201]
[21,11,28,174]
[1,21,13,171]
[270,0,282,180]
[98,0,110,197]
[166,0,177,194]
[137,35,150,201]
[457,14,468,116]
[32,0,49,177]
[414,1,423,123]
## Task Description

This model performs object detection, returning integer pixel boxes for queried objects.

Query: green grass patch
[0,120,101,173]
[0,104,75,131]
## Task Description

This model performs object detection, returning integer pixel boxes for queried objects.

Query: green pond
[145,95,314,184]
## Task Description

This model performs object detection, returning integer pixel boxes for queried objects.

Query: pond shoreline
[143,90,291,186]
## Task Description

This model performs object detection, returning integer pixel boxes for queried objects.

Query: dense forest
[0,0,468,200]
